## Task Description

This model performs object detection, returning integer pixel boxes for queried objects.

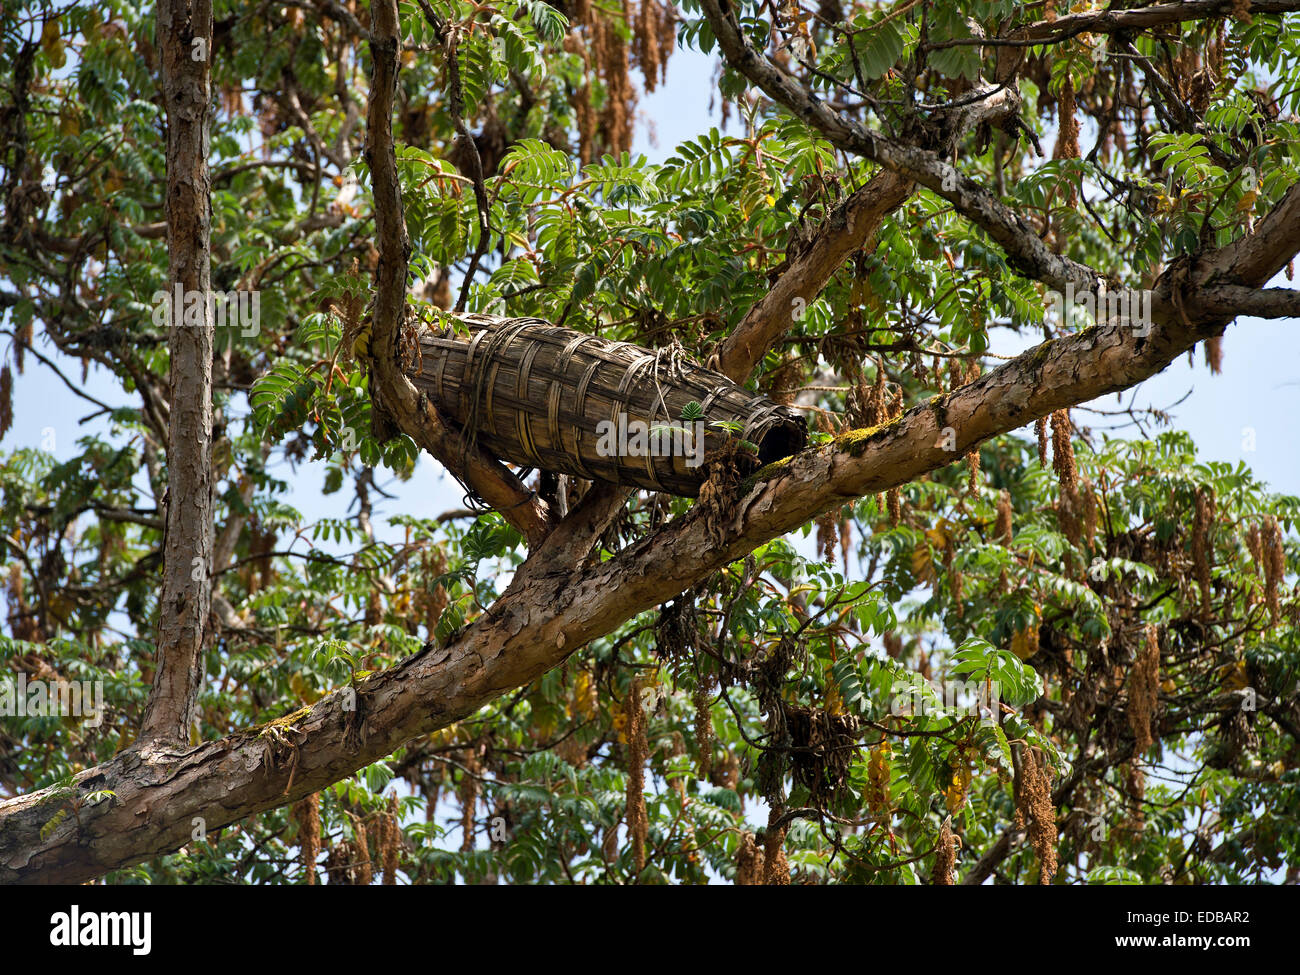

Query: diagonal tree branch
[716,172,912,381]
[715,80,1027,381]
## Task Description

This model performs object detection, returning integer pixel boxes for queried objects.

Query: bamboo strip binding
[412,314,807,498]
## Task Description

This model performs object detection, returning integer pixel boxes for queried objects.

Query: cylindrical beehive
[412,314,807,497]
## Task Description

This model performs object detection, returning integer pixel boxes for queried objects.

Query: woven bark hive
[412,314,807,497]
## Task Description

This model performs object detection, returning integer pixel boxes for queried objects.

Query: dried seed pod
[933,818,957,885]
[995,489,1013,545]
[1128,625,1161,752]
[292,792,321,886]
[735,831,763,885]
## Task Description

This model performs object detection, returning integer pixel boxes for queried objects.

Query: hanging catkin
[292,792,321,886]
[1050,410,1078,495]
[1128,624,1160,752]
[762,826,791,885]
[1081,477,1098,547]
[693,673,715,779]
[1204,336,1223,373]
[735,831,763,885]
[347,810,373,886]
[933,817,956,885]
[625,676,649,874]
[1246,523,1264,574]
[996,489,1013,545]
[1054,75,1081,170]
[1017,748,1059,884]
[1192,487,1215,614]
[1263,516,1285,624]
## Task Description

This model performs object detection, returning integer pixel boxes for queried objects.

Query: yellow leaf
[574,671,597,721]
[825,664,844,716]
[1218,661,1249,690]
[945,764,971,813]
[911,543,935,584]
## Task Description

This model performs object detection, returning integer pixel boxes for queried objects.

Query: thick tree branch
[1193,284,1300,319]
[937,1,1300,48]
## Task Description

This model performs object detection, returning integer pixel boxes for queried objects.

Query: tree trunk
[139,0,216,745]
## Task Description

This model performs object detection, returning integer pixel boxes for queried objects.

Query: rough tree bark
[138,0,216,746]
[1,0,1298,883]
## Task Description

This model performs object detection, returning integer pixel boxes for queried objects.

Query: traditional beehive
[412,314,807,497]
